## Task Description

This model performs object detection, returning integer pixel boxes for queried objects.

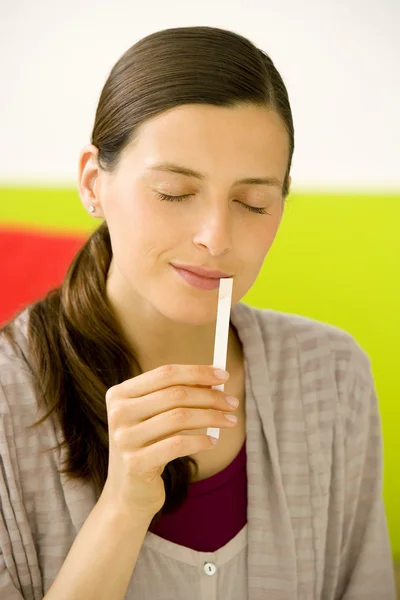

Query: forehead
[120,103,289,177]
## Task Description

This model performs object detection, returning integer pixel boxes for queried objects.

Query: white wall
[1,0,399,190]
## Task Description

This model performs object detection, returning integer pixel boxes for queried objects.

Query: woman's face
[92,103,290,324]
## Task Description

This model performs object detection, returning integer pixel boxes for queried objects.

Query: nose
[192,205,233,256]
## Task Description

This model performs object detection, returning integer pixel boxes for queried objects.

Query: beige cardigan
[0,302,396,599]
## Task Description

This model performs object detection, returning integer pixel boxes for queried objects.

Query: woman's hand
[102,364,237,518]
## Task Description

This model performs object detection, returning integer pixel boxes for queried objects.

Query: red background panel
[0,228,86,325]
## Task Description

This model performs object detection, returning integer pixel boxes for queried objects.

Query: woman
[0,25,396,600]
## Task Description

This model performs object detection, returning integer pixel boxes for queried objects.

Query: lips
[170,263,232,279]
[172,266,222,291]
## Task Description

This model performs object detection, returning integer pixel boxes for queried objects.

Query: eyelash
[156,192,270,215]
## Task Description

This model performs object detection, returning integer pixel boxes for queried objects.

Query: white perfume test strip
[207,277,234,440]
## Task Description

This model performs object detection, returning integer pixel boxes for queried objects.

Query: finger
[107,385,236,429]
[115,407,237,450]
[130,433,217,473]
[106,364,229,403]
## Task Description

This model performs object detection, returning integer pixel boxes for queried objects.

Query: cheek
[241,212,281,259]
[105,185,155,240]
[112,199,178,271]
[266,213,282,247]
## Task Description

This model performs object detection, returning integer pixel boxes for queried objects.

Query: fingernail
[224,413,238,423]
[214,369,229,380]
[226,396,239,408]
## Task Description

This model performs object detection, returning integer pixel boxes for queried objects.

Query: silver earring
[89,205,96,213]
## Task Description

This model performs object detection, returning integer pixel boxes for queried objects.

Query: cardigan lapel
[232,302,299,599]
[232,302,325,600]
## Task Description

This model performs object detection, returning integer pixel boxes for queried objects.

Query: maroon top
[149,439,247,552]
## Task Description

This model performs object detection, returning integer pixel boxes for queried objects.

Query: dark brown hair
[2,26,294,526]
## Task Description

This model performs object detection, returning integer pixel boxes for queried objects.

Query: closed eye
[156,192,270,215]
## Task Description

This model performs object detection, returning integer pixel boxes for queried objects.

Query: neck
[134,325,242,375]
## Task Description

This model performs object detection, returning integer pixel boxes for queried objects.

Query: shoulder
[0,307,39,418]
[234,302,371,369]
[0,308,61,482]
[233,302,374,414]
[0,307,32,369]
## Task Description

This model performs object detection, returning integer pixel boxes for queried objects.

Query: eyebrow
[146,162,282,188]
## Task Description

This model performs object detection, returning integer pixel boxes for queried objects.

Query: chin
[158,297,219,325]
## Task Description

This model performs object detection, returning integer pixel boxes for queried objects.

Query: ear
[78,144,105,218]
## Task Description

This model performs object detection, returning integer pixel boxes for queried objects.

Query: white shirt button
[203,562,217,576]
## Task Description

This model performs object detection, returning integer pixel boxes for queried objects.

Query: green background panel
[1,187,96,234]
[1,187,400,557]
